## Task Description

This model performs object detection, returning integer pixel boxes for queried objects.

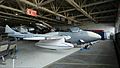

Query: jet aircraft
[5,25,101,49]
[14,26,101,45]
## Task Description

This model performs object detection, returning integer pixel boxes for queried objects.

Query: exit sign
[26,8,37,16]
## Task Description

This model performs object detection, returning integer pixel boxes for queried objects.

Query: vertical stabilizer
[5,25,16,33]
[5,25,21,35]
[5,25,23,38]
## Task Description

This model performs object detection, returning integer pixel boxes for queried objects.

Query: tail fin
[5,25,25,38]
[5,25,17,34]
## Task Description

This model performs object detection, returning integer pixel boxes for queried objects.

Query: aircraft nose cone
[95,33,101,39]
[65,43,74,48]
[92,32,101,40]
[88,31,101,40]
[68,43,74,48]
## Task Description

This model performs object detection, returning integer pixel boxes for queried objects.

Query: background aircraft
[5,25,70,40]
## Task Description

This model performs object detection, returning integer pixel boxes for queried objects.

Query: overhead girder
[0,0,4,4]
[83,0,114,7]
[0,5,24,13]
[95,15,116,19]
[19,0,80,23]
[16,0,26,11]
[0,11,37,22]
[45,0,114,16]
[0,11,53,28]
[65,0,96,22]
[71,9,117,18]
[39,0,44,4]
[0,14,31,23]
[0,0,117,25]
[68,0,114,12]
[97,20,115,22]
[50,0,64,13]
[78,15,116,21]
[82,20,115,22]
[0,4,62,24]
[0,5,53,28]
[40,0,55,6]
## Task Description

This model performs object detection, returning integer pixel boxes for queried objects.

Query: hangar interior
[0,0,120,68]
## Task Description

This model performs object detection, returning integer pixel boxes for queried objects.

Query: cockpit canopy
[69,27,82,32]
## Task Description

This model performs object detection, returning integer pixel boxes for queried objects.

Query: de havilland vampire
[5,25,101,49]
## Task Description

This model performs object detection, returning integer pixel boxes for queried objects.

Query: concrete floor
[0,40,119,68]
[44,40,119,68]
[0,41,80,68]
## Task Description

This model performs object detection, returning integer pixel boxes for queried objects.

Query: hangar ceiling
[0,0,119,28]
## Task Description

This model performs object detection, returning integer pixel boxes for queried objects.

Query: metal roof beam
[0,5,61,23]
[0,0,4,4]
[0,11,53,27]
[48,0,114,14]
[19,0,80,23]
[0,5,24,13]
[72,9,117,18]
[65,0,96,22]
[91,9,117,15]
[58,9,75,13]
[83,0,114,7]
[41,0,54,6]
[45,0,114,17]
[95,15,115,19]
[0,5,55,27]
[45,8,75,16]
[78,15,115,21]
[0,11,37,21]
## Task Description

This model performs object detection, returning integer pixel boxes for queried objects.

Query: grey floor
[44,40,119,68]
[0,41,80,68]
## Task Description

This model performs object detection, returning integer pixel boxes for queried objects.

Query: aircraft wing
[36,38,65,45]
[23,36,65,44]
[23,37,46,40]
[46,35,71,40]
[23,35,71,41]
[35,38,74,50]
